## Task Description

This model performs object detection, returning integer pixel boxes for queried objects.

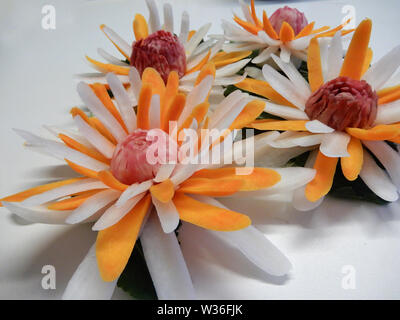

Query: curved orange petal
[191,167,281,191]
[86,56,130,75]
[186,50,211,75]
[250,0,263,28]
[136,84,153,130]
[305,151,338,202]
[65,159,99,179]
[150,179,175,203]
[161,71,180,125]
[141,68,166,96]
[229,100,265,130]
[233,15,261,35]
[133,14,148,41]
[307,37,324,92]
[195,61,216,85]
[235,78,295,107]
[346,124,400,141]
[47,189,103,211]
[162,93,186,132]
[340,19,372,80]
[295,21,315,39]
[178,177,243,196]
[211,51,252,68]
[251,120,308,131]
[96,194,151,281]
[0,178,86,207]
[378,85,400,105]
[341,137,363,181]
[262,10,279,39]
[173,193,251,231]
[279,22,295,42]
[97,170,128,191]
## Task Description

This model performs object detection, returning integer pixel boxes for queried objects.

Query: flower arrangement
[1,0,399,300]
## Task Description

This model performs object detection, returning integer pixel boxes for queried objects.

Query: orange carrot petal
[96,194,151,281]
[305,151,338,202]
[86,56,130,75]
[307,37,324,92]
[97,170,128,191]
[295,21,315,39]
[0,178,85,207]
[262,10,279,39]
[141,67,166,97]
[229,100,265,130]
[340,19,372,80]
[378,85,400,105]
[133,14,148,41]
[173,193,251,231]
[186,50,211,75]
[235,78,295,107]
[195,62,216,85]
[210,51,252,68]
[161,71,180,125]
[192,167,281,191]
[47,190,103,211]
[250,0,263,28]
[250,120,308,131]
[341,137,363,181]
[346,124,400,141]
[178,177,243,196]
[179,102,210,131]
[149,179,175,203]
[136,84,153,130]
[162,93,186,132]
[65,159,99,179]
[279,22,295,42]
[233,15,261,35]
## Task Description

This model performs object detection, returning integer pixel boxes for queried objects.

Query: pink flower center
[305,76,378,131]
[269,6,308,36]
[110,129,160,185]
[130,30,187,83]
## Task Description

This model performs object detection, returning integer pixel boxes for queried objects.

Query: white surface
[0,0,400,299]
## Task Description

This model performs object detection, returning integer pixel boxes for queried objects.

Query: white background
[0,0,400,299]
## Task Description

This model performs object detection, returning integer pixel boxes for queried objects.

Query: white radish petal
[101,25,132,58]
[62,244,117,300]
[116,180,153,207]
[97,48,128,66]
[214,73,248,86]
[210,226,292,276]
[140,211,196,300]
[185,23,212,57]
[92,193,145,231]
[21,179,107,207]
[77,82,127,143]
[245,66,263,80]
[216,59,251,78]
[271,53,311,99]
[359,149,399,202]
[363,140,400,189]
[74,115,115,159]
[305,120,335,133]
[362,45,400,90]
[374,100,400,125]
[262,64,306,110]
[252,46,278,64]
[154,164,176,182]
[280,47,291,63]
[265,101,309,120]
[152,197,180,233]
[106,73,137,133]
[163,3,173,33]
[178,11,190,45]
[66,189,121,224]
[319,131,350,157]
[257,30,281,46]
[145,0,161,34]
[326,31,343,81]
[209,90,244,128]
[149,94,161,129]
[128,67,142,102]
[2,202,73,225]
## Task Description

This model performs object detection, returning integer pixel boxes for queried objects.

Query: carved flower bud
[269,6,308,36]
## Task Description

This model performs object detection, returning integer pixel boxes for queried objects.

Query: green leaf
[117,241,157,300]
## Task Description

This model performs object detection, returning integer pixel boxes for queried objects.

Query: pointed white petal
[213,96,249,132]
[252,46,278,64]
[264,101,309,120]
[77,82,127,143]
[116,180,153,207]
[106,73,137,133]
[209,90,244,128]
[210,226,292,276]
[163,3,173,33]
[66,189,121,224]
[271,54,311,99]
[257,30,280,46]
[179,11,190,44]
[359,149,399,201]
[280,47,291,63]
[305,120,335,133]
[14,129,109,171]
[152,197,180,233]
[375,100,400,125]
[239,0,254,23]
[363,140,400,189]
[245,66,263,80]
[141,212,196,300]
[214,72,248,86]
[145,0,161,34]
[97,48,128,66]
[128,67,142,101]
[326,31,343,81]
[320,131,350,157]
[362,45,400,90]
[93,193,145,231]
[185,23,212,57]
[62,244,117,300]
[154,164,176,182]
[269,132,323,148]
[101,25,132,58]
[262,64,306,110]
[216,59,251,78]
[74,115,115,159]
[288,35,313,51]
[2,202,73,224]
